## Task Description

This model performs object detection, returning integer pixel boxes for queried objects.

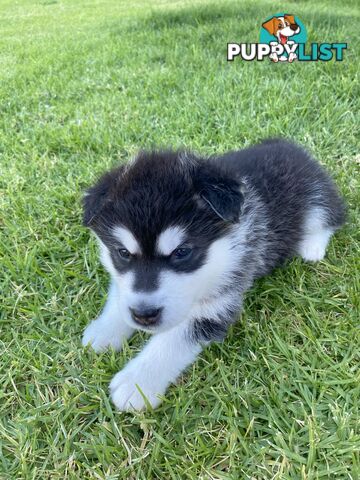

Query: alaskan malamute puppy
[82,139,345,411]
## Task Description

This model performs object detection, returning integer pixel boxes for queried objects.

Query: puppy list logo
[227,13,347,62]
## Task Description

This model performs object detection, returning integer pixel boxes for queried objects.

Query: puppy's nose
[129,306,162,326]
[290,23,299,31]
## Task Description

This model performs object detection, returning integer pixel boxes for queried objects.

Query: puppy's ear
[262,17,277,35]
[194,165,245,223]
[83,167,124,227]
[284,14,295,24]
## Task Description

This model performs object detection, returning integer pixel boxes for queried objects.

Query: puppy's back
[214,139,345,265]
[216,138,345,227]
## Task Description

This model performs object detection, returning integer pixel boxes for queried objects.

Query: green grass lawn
[1,0,359,478]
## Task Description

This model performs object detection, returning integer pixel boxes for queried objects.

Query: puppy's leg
[298,208,334,262]
[82,281,134,352]
[299,228,334,262]
[269,42,280,62]
[110,323,201,411]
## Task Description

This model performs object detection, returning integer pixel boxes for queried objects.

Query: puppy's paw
[82,318,125,353]
[110,360,165,411]
[298,230,333,263]
[299,244,326,262]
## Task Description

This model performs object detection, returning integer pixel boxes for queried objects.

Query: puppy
[262,14,300,62]
[82,139,345,411]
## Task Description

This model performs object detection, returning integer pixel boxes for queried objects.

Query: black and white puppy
[82,139,345,411]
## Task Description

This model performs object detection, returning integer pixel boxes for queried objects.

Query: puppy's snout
[290,23,299,32]
[130,306,162,326]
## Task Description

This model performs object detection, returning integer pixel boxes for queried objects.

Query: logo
[227,13,347,62]
[260,14,306,62]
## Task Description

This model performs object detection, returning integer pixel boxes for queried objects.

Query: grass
[0,0,359,478]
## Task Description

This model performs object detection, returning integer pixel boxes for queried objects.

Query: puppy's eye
[118,248,131,260]
[172,246,192,260]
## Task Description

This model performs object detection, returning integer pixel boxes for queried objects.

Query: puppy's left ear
[195,165,245,223]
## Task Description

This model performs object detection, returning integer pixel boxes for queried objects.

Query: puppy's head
[83,151,244,333]
[262,15,300,44]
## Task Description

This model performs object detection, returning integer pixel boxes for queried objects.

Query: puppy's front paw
[110,360,165,411]
[288,52,297,63]
[82,318,125,353]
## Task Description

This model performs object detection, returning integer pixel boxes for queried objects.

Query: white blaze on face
[156,226,186,256]
[112,225,141,254]
[95,224,242,333]
[278,16,286,28]
[276,16,299,39]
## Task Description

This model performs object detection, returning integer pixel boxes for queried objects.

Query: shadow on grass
[106,1,358,37]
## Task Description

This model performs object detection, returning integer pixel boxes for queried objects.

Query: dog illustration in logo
[262,14,300,62]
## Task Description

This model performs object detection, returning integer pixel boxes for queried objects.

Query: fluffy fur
[82,139,345,411]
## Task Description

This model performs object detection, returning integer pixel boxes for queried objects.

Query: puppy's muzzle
[130,306,163,326]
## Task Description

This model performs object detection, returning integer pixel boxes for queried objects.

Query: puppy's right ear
[83,179,110,227]
[83,168,122,227]
[262,17,276,35]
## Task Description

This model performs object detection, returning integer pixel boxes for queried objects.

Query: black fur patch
[190,318,230,342]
